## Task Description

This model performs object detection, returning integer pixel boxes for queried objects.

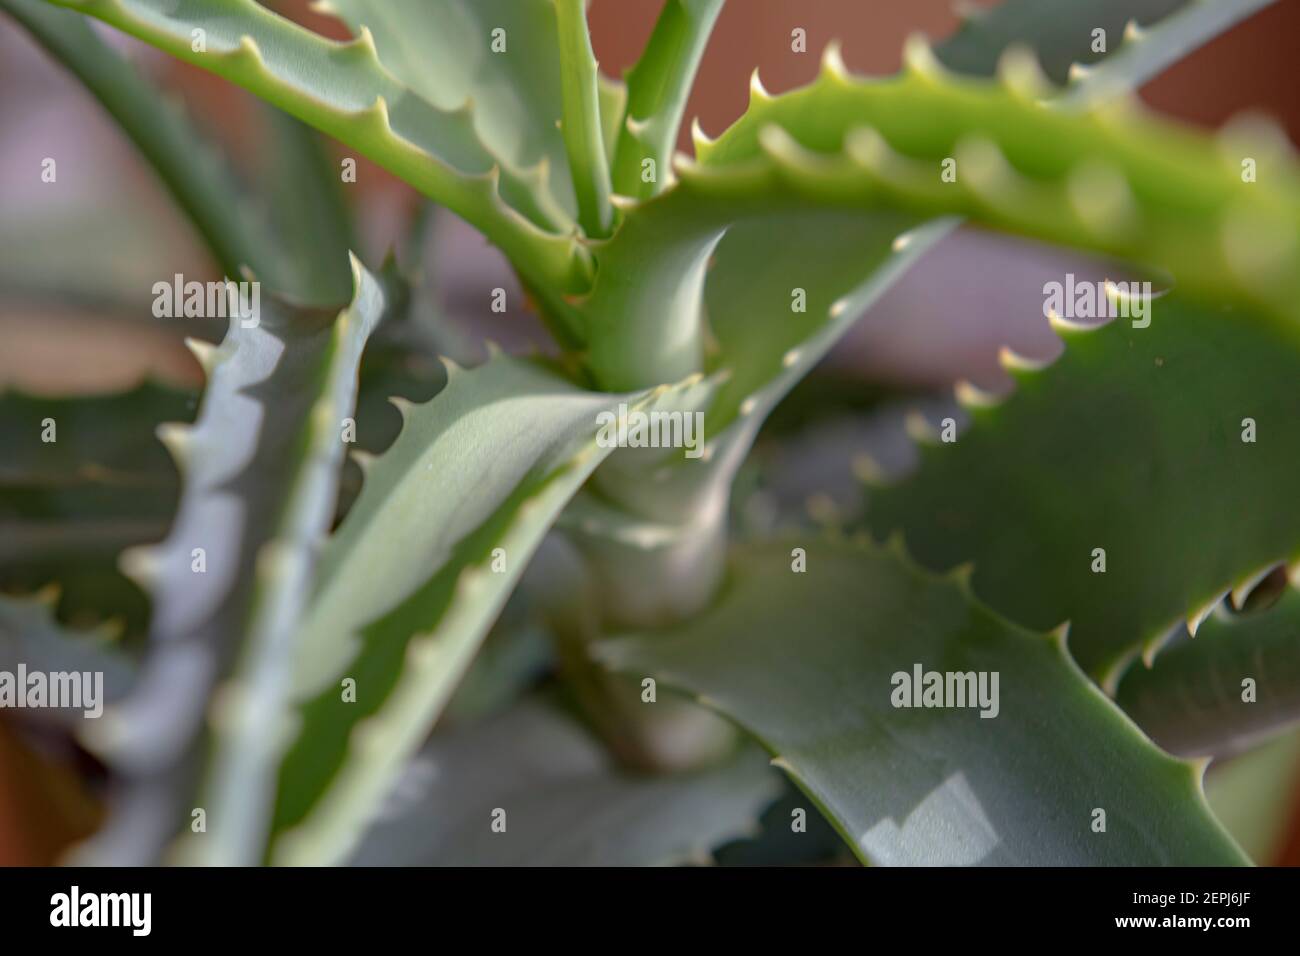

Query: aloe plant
[2,0,1296,866]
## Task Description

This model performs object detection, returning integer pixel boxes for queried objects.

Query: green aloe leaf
[555,0,613,237]
[1053,0,1277,103]
[351,696,779,866]
[79,257,386,865]
[267,355,717,865]
[579,0,1290,389]
[316,0,577,217]
[597,71,628,165]
[47,0,588,313]
[678,45,1299,327]
[865,295,1300,688]
[0,381,194,635]
[599,536,1247,865]
[610,0,725,200]
[936,0,1273,86]
[566,0,1261,603]
[1117,575,1300,756]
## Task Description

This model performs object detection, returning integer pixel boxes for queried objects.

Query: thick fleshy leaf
[681,48,1300,328]
[47,0,587,312]
[267,355,717,865]
[565,0,1261,620]
[579,0,1291,404]
[351,696,779,866]
[555,0,613,236]
[600,537,1247,865]
[318,0,576,216]
[563,0,1268,691]
[597,72,628,165]
[936,0,1273,87]
[1053,0,1277,104]
[610,0,724,199]
[866,296,1300,687]
[1118,577,1300,756]
[79,258,386,865]
[691,0,1282,427]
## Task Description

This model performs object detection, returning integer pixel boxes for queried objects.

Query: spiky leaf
[936,0,1273,87]
[866,296,1300,687]
[268,356,717,864]
[1118,577,1300,756]
[580,0,1292,392]
[47,0,586,311]
[81,258,386,865]
[610,0,725,200]
[317,0,577,216]
[600,537,1247,865]
[681,47,1300,325]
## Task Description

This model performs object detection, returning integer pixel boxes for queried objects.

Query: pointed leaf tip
[690,116,715,155]
[184,337,218,375]
[996,44,1051,100]
[955,379,1001,410]
[997,345,1050,373]
[901,32,942,80]
[819,40,849,82]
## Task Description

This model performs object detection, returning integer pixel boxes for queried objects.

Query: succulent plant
[2,0,1296,866]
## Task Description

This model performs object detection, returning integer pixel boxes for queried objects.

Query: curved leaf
[866,296,1300,687]
[682,47,1299,325]
[579,0,1296,392]
[562,0,1262,627]
[316,0,577,214]
[599,536,1247,865]
[935,0,1274,87]
[48,0,587,308]
[79,257,386,865]
[1054,0,1277,104]
[1118,577,1300,756]
[268,355,717,864]
[555,0,613,236]
[610,0,725,199]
